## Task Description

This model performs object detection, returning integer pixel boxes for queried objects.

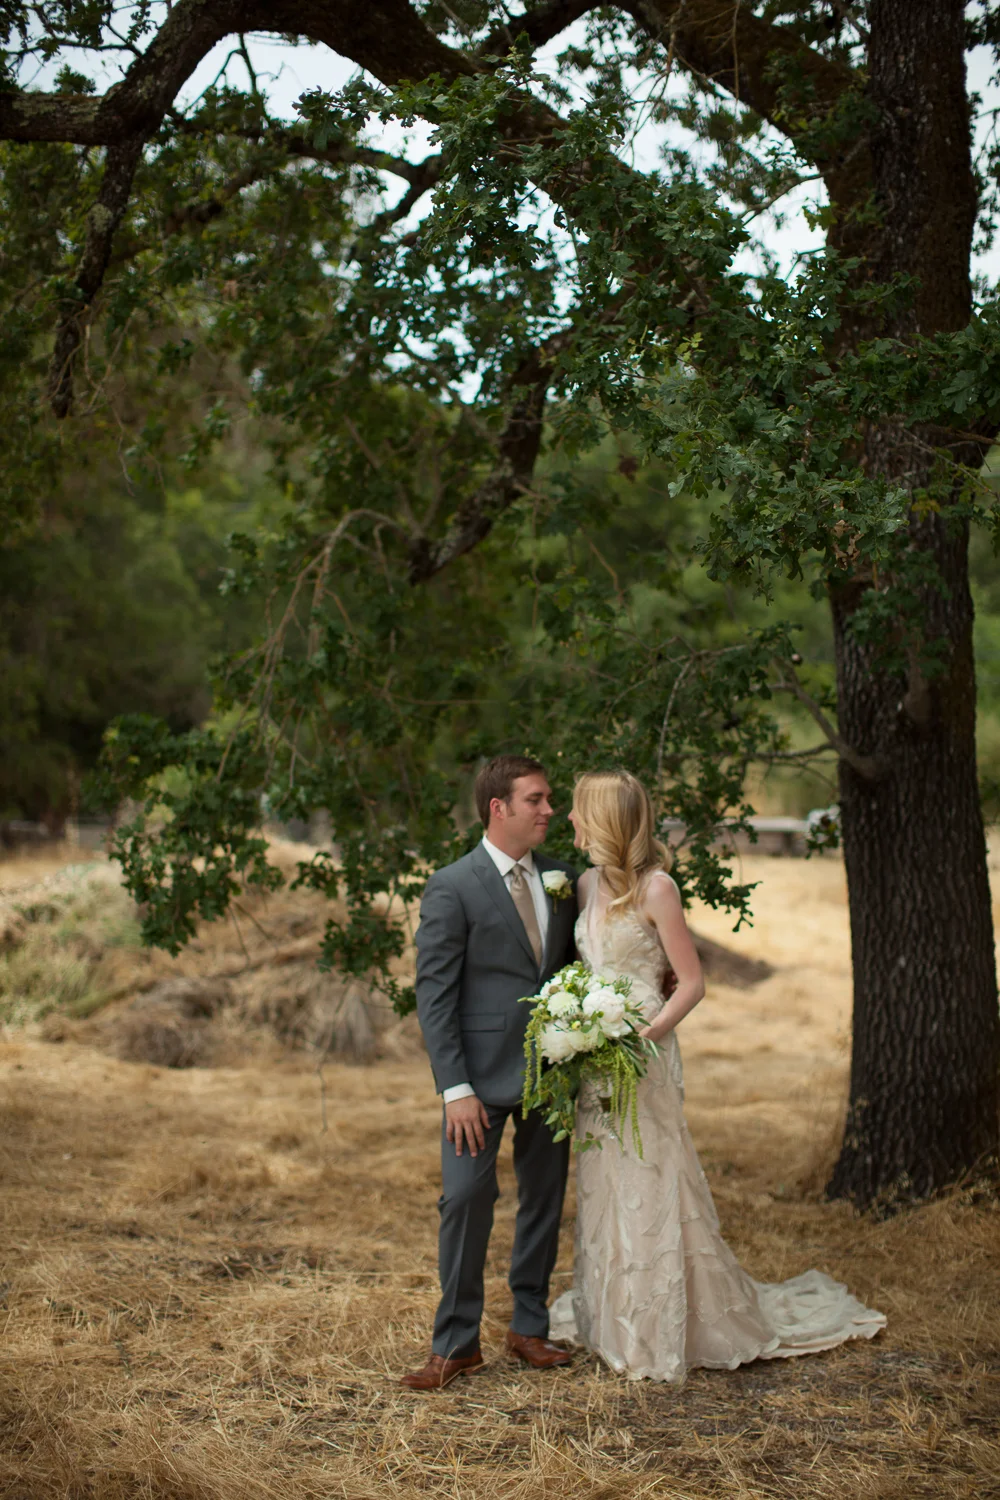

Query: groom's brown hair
[475,755,547,828]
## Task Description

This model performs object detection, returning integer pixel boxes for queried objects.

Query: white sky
[21,17,1000,287]
[165,27,1000,288]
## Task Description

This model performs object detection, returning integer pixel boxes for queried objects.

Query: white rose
[547,990,579,1018]
[541,870,572,899]
[540,1024,577,1063]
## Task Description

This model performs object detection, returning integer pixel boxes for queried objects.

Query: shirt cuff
[442,1083,476,1103]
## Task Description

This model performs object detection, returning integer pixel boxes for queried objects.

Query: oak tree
[3,1,1000,1208]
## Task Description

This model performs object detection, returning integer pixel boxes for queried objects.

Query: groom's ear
[487,796,507,827]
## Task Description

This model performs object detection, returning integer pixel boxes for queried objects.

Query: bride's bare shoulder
[642,868,681,913]
[578,867,598,900]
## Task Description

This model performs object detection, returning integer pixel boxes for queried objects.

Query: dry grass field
[1,846,999,1499]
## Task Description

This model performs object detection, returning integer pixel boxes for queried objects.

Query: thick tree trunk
[827,0,1000,1206]
[829,502,999,1205]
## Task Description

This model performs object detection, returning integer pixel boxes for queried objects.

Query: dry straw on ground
[1,848,998,1499]
[0,839,413,1067]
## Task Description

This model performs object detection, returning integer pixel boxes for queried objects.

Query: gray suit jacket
[415,843,579,1107]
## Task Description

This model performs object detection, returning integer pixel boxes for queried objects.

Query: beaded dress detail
[548,876,886,1383]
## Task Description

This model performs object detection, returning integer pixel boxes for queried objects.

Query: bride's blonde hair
[573,770,671,911]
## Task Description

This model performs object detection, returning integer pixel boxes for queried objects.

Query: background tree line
[7,408,1000,832]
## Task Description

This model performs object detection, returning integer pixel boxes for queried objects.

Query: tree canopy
[3,1,1000,1208]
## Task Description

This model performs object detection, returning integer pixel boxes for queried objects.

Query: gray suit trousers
[432,1101,570,1359]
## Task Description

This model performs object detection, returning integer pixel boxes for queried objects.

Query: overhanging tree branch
[283,138,441,190]
[478,0,599,56]
[407,336,569,582]
[161,158,276,236]
[0,0,478,148]
[632,0,853,125]
[48,132,145,419]
[628,0,868,212]
[1,0,861,209]
[148,140,442,246]
[4,2,867,428]
[772,660,880,781]
[0,0,247,144]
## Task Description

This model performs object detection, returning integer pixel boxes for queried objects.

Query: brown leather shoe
[505,1331,572,1369]
[400,1350,485,1390]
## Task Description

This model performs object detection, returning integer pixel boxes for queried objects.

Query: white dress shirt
[442,836,550,1104]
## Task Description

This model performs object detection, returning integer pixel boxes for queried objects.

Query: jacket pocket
[460,1013,506,1032]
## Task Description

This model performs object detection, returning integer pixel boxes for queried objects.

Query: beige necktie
[508,862,543,967]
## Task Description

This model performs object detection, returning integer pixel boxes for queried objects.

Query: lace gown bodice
[575,891,685,1094]
[549,885,886,1383]
[576,898,668,1015]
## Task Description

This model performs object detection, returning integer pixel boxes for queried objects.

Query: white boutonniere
[541,870,573,903]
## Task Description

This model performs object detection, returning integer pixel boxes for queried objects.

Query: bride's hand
[639,1019,671,1044]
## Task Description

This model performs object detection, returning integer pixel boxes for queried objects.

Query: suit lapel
[470,843,537,969]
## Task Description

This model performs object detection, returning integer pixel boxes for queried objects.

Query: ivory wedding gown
[548,879,886,1383]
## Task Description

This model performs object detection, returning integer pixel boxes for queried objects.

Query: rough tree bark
[48,134,145,416]
[826,0,999,1205]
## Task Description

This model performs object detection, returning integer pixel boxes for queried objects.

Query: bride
[549,769,886,1383]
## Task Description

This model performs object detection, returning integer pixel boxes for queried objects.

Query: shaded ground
[1,852,998,1499]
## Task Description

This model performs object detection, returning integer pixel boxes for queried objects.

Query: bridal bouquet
[520,960,657,1157]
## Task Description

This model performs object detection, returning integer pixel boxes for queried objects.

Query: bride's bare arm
[638,872,705,1043]
[573,867,596,960]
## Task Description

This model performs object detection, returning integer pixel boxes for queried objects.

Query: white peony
[539,1023,577,1063]
[598,993,627,1026]
[565,1024,600,1054]
[585,972,605,993]
[599,1014,631,1039]
[547,990,579,1018]
[582,986,621,1017]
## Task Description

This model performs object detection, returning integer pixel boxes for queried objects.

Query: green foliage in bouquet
[520,960,657,1158]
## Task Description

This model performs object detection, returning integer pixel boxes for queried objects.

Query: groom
[401,755,579,1390]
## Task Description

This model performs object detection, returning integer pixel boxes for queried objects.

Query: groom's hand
[445,1095,491,1157]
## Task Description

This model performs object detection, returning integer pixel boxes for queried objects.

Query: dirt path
[1,855,998,1498]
